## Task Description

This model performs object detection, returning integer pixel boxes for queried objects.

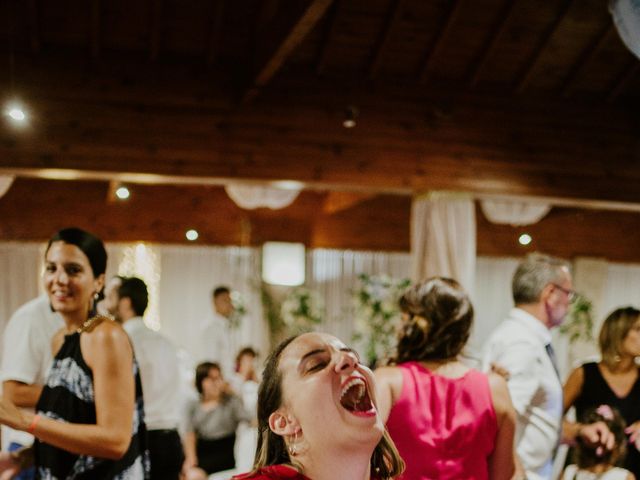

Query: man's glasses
[551,283,577,302]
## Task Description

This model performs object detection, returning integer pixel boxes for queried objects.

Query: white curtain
[158,245,268,369]
[411,192,476,293]
[0,242,43,348]
[306,249,411,345]
[480,199,550,226]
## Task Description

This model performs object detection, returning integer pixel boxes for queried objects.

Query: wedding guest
[230,347,260,472]
[0,294,63,480]
[563,306,640,475]
[482,253,612,480]
[197,286,235,375]
[182,362,252,479]
[103,276,184,480]
[562,405,635,480]
[0,227,149,478]
[233,332,404,480]
[375,277,516,480]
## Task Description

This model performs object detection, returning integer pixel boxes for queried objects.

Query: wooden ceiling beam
[368,0,405,79]
[206,0,225,66]
[149,0,163,62]
[323,191,376,215]
[90,0,101,61]
[607,61,640,103]
[561,23,613,97]
[418,0,463,83]
[515,0,575,94]
[27,0,40,54]
[315,1,341,76]
[242,0,334,103]
[467,0,517,88]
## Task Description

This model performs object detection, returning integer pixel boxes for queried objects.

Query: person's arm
[0,321,136,459]
[1,381,42,408]
[373,366,402,423]
[487,372,516,480]
[182,430,199,472]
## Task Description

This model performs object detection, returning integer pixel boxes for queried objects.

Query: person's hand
[625,421,640,451]
[0,451,20,480]
[579,421,615,456]
[491,362,511,381]
[0,397,27,431]
[181,455,197,475]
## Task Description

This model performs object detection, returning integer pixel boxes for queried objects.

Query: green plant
[260,285,324,342]
[352,273,411,367]
[559,293,594,344]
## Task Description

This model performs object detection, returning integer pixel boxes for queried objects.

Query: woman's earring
[288,430,299,457]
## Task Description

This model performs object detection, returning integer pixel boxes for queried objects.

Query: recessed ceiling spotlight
[518,233,532,246]
[4,102,28,125]
[186,229,199,241]
[115,185,130,200]
[342,105,359,128]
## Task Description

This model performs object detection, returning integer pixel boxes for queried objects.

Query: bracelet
[27,414,41,434]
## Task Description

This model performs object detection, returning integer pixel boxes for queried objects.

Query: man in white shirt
[198,286,235,376]
[1,295,63,477]
[104,276,184,480]
[482,253,612,480]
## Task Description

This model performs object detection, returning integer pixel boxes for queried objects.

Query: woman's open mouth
[339,376,376,417]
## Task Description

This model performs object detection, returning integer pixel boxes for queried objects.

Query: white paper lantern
[262,242,306,286]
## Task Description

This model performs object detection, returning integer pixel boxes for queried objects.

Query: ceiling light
[342,105,359,128]
[4,102,28,125]
[186,229,199,241]
[115,186,130,200]
[518,233,532,246]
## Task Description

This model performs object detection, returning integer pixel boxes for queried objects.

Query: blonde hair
[599,307,640,369]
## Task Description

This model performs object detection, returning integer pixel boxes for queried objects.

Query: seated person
[182,362,252,479]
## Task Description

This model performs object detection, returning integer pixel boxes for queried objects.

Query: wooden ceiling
[0,0,639,259]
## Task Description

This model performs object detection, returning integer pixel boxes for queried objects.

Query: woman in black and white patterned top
[0,227,149,479]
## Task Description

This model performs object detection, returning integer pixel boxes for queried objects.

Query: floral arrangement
[280,287,324,334]
[228,290,248,330]
[352,273,411,367]
[559,293,594,344]
[261,285,324,342]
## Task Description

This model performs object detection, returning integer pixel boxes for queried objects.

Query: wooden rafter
[323,192,376,215]
[315,1,341,75]
[242,0,334,103]
[27,0,40,54]
[368,0,405,79]
[91,0,101,61]
[418,0,463,82]
[467,0,517,88]
[515,0,575,93]
[607,61,640,102]
[206,0,225,66]
[149,0,163,61]
[561,23,613,97]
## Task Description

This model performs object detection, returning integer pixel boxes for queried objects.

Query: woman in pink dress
[375,277,516,480]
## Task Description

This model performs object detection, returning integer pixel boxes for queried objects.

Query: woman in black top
[563,307,640,475]
[0,227,149,479]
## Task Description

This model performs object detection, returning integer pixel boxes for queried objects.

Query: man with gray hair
[482,253,611,480]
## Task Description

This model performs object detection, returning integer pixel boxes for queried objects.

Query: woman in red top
[375,277,516,480]
[233,332,404,480]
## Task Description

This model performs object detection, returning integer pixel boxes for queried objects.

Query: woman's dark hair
[46,227,107,278]
[253,335,404,479]
[392,277,473,364]
[194,361,222,395]
[575,405,627,469]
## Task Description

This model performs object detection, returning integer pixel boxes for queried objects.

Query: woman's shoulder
[232,465,309,479]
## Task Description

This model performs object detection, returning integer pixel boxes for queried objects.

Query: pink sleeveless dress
[385,361,498,480]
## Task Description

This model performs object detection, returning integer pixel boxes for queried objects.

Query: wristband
[27,414,41,434]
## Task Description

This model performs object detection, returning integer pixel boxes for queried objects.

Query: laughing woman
[233,332,404,480]
[0,227,148,479]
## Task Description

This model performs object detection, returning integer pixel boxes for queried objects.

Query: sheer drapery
[480,199,550,226]
[411,192,476,293]
[306,249,411,345]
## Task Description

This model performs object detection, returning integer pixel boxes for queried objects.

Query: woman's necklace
[76,314,111,333]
